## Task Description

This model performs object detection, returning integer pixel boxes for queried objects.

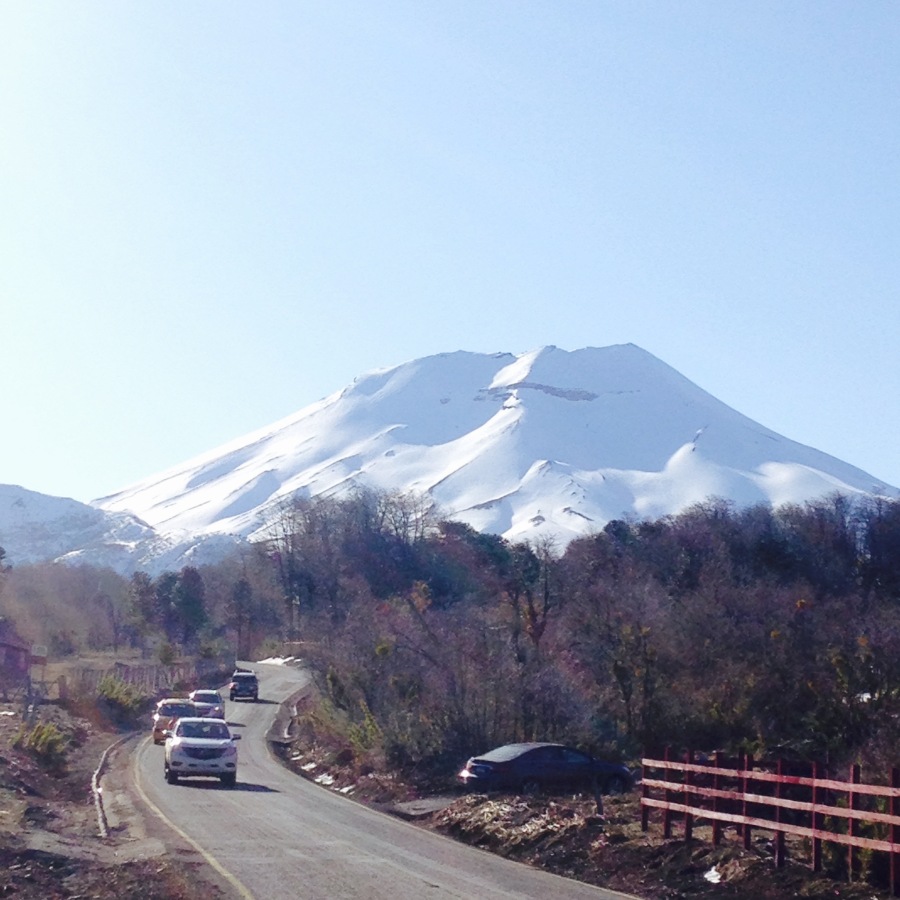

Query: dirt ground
[279,741,900,900]
[0,697,228,899]
[3,692,898,900]
[427,793,896,899]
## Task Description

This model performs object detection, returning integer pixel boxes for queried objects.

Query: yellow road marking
[132,738,255,900]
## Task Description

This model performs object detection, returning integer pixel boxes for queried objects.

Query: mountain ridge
[2,344,896,573]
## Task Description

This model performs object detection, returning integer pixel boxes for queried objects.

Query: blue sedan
[458,742,633,795]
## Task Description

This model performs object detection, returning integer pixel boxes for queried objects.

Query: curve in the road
[130,662,638,900]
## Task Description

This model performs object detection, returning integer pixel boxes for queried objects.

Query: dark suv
[229,670,259,702]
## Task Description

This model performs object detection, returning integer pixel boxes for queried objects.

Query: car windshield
[177,721,230,739]
[193,692,220,703]
[160,703,194,717]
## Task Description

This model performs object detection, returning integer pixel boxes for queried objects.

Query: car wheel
[522,779,542,795]
[605,775,628,795]
[165,766,179,785]
[220,772,237,788]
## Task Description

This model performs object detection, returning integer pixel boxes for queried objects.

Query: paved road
[132,662,636,900]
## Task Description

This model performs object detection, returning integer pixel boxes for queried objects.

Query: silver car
[163,717,238,786]
[188,689,225,719]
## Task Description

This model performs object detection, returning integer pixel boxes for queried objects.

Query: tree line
[2,489,900,774]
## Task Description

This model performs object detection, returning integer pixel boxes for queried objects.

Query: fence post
[812,760,823,874]
[712,751,723,846]
[891,767,899,897]
[641,751,650,831]
[774,759,786,868]
[663,747,673,839]
[684,750,694,842]
[849,763,861,882]
[742,752,754,850]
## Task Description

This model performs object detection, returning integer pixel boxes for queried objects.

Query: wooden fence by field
[59,659,225,698]
[641,750,900,894]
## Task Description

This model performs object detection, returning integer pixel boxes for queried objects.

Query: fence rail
[641,751,900,894]
[63,660,222,697]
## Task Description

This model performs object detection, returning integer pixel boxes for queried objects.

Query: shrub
[251,638,283,661]
[158,642,176,666]
[348,700,383,754]
[14,721,68,771]
[96,674,151,727]
[198,637,230,661]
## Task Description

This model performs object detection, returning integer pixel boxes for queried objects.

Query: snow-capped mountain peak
[2,345,896,573]
[97,344,897,547]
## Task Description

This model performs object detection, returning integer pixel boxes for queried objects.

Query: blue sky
[2,2,898,503]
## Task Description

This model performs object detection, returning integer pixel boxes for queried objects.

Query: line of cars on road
[150,669,260,788]
[153,670,631,799]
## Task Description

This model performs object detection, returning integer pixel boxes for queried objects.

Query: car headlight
[223,744,237,757]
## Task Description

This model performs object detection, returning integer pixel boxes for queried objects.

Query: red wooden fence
[641,750,900,894]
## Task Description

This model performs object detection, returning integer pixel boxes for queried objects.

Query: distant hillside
[0,483,240,575]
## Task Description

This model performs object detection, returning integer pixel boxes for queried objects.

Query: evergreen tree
[174,567,207,646]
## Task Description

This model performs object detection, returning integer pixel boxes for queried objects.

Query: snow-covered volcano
[94,344,897,551]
